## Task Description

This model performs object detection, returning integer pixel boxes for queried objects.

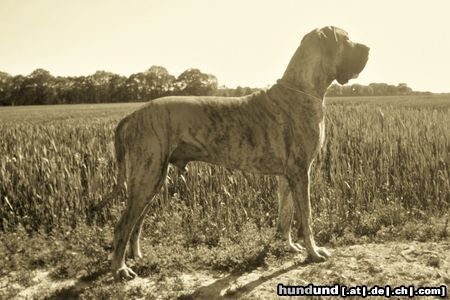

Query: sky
[0,0,449,92]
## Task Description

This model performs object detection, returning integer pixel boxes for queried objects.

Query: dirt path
[5,242,449,299]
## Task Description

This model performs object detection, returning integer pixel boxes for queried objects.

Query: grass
[0,95,449,298]
[0,96,448,236]
[327,94,450,107]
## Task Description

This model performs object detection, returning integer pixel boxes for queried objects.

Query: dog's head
[303,26,370,85]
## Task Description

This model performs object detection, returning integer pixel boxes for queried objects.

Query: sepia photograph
[0,0,448,299]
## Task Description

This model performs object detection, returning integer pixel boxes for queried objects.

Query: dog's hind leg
[112,153,168,280]
[128,164,169,259]
[128,202,153,259]
[277,176,304,252]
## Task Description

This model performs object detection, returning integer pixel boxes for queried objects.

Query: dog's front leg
[288,168,329,262]
[277,176,304,252]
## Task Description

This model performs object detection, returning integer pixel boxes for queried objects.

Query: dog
[110,26,369,280]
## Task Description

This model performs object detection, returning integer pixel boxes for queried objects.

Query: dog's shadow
[44,268,109,300]
[44,246,308,299]
[178,259,308,300]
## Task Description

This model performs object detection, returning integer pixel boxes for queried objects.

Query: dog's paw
[305,253,326,263]
[289,242,305,252]
[305,248,329,263]
[114,266,138,281]
[317,247,330,258]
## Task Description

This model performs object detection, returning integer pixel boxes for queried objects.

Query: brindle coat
[111,26,369,280]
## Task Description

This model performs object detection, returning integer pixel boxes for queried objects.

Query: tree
[0,72,12,105]
[144,66,175,99]
[351,83,363,96]
[8,75,25,106]
[397,83,412,95]
[325,83,342,96]
[124,73,143,101]
[124,66,175,102]
[342,85,353,96]
[108,73,127,102]
[369,83,389,96]
[85,71,121,103]
[54,76,87,104]
[234,86,244,97]
[360,85,374,96]
[53,76,69,104]
[175,68,218,96]
[0,65,428,105]
[21,69,56,105]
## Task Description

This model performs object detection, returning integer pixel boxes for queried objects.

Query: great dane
[111,26,369,279]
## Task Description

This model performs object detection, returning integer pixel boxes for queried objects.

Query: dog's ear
[321,26,338,42]
[318,26,339,54]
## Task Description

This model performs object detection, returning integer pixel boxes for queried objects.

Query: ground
[2,241,448,299]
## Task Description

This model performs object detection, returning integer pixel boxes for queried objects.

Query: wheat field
[0,96,448,242]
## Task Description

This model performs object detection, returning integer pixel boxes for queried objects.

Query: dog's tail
[113,115,129,193]
[91,115,130,212]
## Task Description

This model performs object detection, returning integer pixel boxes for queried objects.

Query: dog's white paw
[289,242,305,252]
[305,247,330,263]
[114,266,138,281]
[317,247,330,258]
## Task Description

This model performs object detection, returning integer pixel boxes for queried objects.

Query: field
[0,95,449,299]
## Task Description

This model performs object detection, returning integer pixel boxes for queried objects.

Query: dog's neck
[280,45,334,101]
[275,79,323,102]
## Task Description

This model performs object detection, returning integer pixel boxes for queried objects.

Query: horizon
[1,0,449,93]
[0,67,442,95]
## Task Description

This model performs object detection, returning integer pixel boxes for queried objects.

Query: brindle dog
[111,26,369,280]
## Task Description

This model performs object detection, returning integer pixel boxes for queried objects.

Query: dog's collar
[276,79,323,102]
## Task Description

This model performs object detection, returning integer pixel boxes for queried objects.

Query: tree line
[326,82,431,97]
[0,66,429,106]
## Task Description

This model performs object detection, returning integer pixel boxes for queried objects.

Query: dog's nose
[359,43,370,53]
